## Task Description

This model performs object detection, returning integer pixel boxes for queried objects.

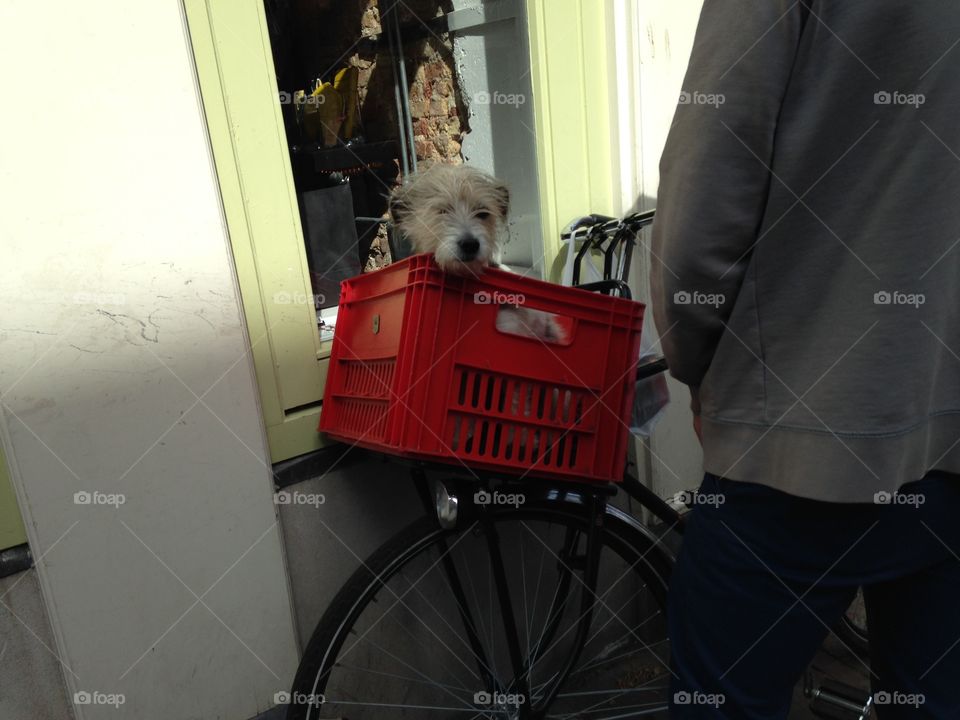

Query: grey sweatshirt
[651,1,960,502]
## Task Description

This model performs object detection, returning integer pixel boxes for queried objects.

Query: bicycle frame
[296,209,870,719]
[397,210,679,716]
[407,456,683,718]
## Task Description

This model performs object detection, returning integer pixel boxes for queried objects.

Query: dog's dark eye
[476,211,492,220]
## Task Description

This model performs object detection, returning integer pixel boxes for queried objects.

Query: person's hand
[693,414,702,444]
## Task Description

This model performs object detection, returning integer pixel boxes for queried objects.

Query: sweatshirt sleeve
[650,0,809,387]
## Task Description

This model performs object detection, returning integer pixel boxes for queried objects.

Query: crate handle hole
[494,307,574,346]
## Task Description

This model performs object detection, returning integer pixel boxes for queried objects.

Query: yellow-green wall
[184,0,621,461]
[185,0,331,462]
[0,448,27,550]
[527,0,619,280]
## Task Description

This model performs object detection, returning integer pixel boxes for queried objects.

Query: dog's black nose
[458,236,481,260]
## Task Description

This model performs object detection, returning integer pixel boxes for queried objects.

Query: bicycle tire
[285,491,674,720]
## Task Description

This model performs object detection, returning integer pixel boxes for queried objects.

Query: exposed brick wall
[276,0,467,163]
[268,0,467,269]
[357,1,468,267]
[359,0,467,165]
[409,53,464,163]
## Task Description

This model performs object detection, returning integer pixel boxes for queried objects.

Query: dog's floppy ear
[491,178,510,219]
[388,184,410,227]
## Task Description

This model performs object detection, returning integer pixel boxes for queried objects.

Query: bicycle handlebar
[561,209,656,243]
[637,357,668,380]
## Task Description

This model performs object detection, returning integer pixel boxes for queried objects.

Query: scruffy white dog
[389,164,566,343]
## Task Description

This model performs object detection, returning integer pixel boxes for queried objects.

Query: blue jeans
[668,472,960,718]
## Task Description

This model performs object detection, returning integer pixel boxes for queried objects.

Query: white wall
[452,0,544,273]
[611,0,707,497]
[0,2,298,718]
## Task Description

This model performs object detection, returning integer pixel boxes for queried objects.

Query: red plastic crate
[318,254,645,483]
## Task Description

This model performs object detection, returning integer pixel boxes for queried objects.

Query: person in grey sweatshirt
[651,1,960,717]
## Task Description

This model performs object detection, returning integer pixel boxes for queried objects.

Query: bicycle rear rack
[411,466,615,719]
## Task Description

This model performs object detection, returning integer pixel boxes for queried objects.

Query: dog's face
[389,164,510,275]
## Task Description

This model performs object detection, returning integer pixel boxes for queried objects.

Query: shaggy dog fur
[389,164,565,343]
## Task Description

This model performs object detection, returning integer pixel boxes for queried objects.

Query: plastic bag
[630,318,670,437]
[559,229,670,437]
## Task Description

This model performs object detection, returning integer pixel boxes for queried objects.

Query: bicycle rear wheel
[286,490,675,719]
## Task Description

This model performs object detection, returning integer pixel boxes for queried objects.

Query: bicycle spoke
[573,638,670,678]
[521,521,674,678]
[371,573,487,690]
[564,704,670,720]
[583,583,651,649]
[321,522,485,699]
[521,518,676,680]
[334,660,472,694]
[461,544,494,666]
[535,581,652,675]
[524,554,568,689]
[294,504,672,720]
[346,633,478,712]
[550,683,671,720]
[403,568,501,686]
[520,529,530,665]
[325,699,497,714]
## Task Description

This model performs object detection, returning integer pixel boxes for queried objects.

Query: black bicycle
[284,210,870,720]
